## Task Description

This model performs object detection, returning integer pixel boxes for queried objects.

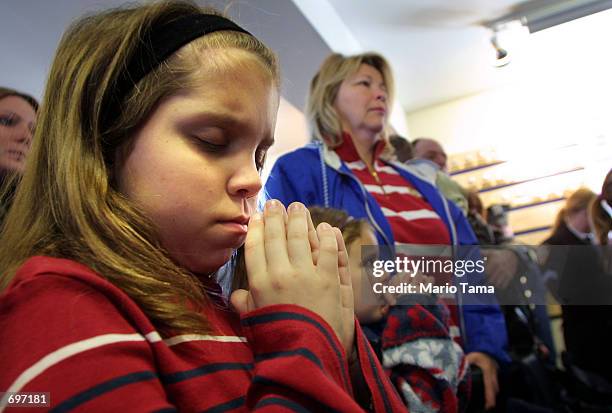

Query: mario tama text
[372,280,494,295]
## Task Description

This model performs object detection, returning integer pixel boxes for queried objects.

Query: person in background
[0,2,407,411]
[264,51,509,410]
[465,190,496,245]
[0,87,37,223]
[411,137,468,215]
[590,168,612,245]
[544,188,595,246]
[412,137,448,172]
[542,188,612,384]
[309,206,470,412]
[389,134,413,163]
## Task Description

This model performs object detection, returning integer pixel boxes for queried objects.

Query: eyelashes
[0,115,16,127]
[194,138,227,152]
[192,136,269,170]
[255,148,267,170]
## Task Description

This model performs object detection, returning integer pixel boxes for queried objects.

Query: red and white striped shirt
[334,135,450,246]
[0,256,407,412]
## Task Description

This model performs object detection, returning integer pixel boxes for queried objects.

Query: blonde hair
[553,187,596,231]
[590,169,612,245]
[0,1,279,336]
[306,52,394,148]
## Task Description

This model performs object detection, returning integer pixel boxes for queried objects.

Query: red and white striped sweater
[0,256,407,412]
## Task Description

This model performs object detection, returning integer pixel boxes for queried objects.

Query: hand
[466,352,499,410]
[230,200,355,358]
[483,248,518,289]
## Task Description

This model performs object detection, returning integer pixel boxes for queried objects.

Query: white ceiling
[295,0,555,112]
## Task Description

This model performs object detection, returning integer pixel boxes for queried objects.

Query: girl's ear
[111,137,137,186]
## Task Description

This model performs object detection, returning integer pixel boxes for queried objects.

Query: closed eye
[0,114,16,127]
[193,136,228,152]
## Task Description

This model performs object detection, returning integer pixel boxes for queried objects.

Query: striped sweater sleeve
[242,306,407,412]
[1,258,407,412]
[0,273,173,413]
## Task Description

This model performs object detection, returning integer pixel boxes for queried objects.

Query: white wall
[406,8,612,192]
[405,10,612,243]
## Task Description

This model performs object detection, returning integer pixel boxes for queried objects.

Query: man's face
[413,139,447,171]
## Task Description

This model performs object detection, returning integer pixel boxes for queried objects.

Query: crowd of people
[0,1,610,412]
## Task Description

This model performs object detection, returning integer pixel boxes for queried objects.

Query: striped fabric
[335,136,450,245]
[0,256,407,412]
[334,135,469,411]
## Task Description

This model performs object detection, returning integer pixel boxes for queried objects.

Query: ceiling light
[491,32,510,67]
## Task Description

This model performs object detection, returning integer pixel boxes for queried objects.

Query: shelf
[449,160,506,176]
[508,197,566,212]
[514,225,552,236]
[478,167,584,194]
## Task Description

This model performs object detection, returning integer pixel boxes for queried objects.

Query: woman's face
[116,50,279,275]
[0,95,36,174]
[334,64,388,139]
[603,170,612,203]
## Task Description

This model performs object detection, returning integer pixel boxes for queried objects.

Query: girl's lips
[219,221,248,234]
[5,150,25,161]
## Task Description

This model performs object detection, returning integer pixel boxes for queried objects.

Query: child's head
[0,1,279,335]
[308,207,388,324]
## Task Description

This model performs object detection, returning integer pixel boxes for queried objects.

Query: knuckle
[286,228,305,240]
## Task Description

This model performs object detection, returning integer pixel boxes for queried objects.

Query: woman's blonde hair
[553,187,596,231]
[0,0,279,336]
[590,169,612,245]
[306,52,394,148]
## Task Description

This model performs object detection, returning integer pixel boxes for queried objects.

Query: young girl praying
[0,2,406,411]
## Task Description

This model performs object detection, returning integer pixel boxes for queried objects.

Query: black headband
[103,14,251,129]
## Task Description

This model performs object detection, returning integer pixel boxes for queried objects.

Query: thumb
[230,289,253,314]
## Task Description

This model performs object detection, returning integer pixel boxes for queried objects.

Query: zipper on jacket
[319,146,393,248]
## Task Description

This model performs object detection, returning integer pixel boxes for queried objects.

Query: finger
[340,284,354,311]
[286,202,314,268]
[244,212,266,282]
[230,289,252,314]
[492,365,500,394]
[483,369,497,410]
[334,227,351,288]
[316,222,339,278]
[306,208,320,265]
[263,199,291,270]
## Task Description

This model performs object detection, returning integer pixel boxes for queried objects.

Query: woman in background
[542,187,612,383]
[590,169,612,245]
[0,87,37,222]
[264,51,509,410]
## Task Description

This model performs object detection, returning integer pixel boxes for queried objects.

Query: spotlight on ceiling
[491,32,510,67]
[487,20,528,68]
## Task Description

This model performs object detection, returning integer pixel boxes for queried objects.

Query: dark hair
[389,134,413,163]
[0,87,39,112]
[308,207,369,248]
